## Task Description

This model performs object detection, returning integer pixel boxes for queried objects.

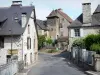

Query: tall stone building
[46,9,73,50]
[46,9,73,40]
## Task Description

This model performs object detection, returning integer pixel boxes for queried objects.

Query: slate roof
[57,10,73,23]
[0,5,35,36]
[47,9,73,23]
[94,5,100,13]
[47,10,59,18]
[68,5,100,28]
[68,14,83,28]
[36,19,47,30]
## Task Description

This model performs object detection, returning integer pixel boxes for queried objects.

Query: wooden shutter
[80,28,83,37]
[71,29,74,37]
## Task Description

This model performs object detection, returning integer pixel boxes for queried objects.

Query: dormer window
[22,13,27,27]
[14,17,19,22]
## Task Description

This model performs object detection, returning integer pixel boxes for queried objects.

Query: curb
[85,71,100,75]
[16,61,38,75]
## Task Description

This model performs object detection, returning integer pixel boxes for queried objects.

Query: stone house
[0,1,38,66]
[46,9,73,50]
[47,9,73,39]
[36,19,49,36]
[68,1,100,51]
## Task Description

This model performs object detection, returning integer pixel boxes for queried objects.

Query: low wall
[71,47,100,71]
[0,60,18,75]
[0,60,24,75]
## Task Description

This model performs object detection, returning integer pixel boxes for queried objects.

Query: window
[28,25,30,34]
[0,37,4,48]
[27,37,31,49]
[60,23,63,28]
[60,32,63,36]
[22,13,27,27]
[34,39,35,48]
[74,29,80,37]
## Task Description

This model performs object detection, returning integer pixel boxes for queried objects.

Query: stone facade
[47,9,72,40]
[82,3,92,24]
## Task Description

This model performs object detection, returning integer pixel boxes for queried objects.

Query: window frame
[28,25,30,34]
[27,37,31,49]
[74,29,80,37]
[22,13,27,27]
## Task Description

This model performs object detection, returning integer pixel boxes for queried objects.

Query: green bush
[46,37,53,45]
[90,44,100,54]
[47,49,58,53]
[38,35,46,49]
[84,34,96,50]
[72,38,85,48]
[84,34,100,50]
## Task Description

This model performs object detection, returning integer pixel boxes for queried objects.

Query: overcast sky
[0,0,100,20]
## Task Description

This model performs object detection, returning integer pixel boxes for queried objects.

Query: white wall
[22,11,38,65]
[0,49,7,65]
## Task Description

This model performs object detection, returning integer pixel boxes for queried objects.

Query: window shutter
[80,28,83,37]
[71,29,74,37]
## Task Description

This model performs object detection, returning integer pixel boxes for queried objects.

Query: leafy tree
[46,37,53,45]
[38,35,46,49]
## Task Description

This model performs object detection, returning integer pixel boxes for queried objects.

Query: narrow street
[28,52,86,75]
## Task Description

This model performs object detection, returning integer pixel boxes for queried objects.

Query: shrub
[84,34,100,50]
[72,38,85,48]
[90,44,100,54]
[46,37,53,45]
[38,35,46,49]
[84,34,96,50]
[47,49,58,53]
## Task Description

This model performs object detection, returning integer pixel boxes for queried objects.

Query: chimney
[58,8,63,11]
[12,1,22,6]
[82,0,92,24]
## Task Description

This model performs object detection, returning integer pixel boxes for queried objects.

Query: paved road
[28,52,86,75]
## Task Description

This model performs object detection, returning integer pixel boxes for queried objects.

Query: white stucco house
[0,1,38,66]
[68,1,100,51]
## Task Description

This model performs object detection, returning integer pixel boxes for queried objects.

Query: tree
[46,37,53,45]
[38,35,46,49]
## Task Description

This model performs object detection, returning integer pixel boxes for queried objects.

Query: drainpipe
[21,35,24,69]
[9,29,13,57]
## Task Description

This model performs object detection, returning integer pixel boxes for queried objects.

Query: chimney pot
[12,1,22,6]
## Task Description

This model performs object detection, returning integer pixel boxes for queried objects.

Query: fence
[71,47,96,66]
[0,60,18,75]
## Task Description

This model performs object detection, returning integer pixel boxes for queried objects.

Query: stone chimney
[82,0,92,24]
[12,1,22,6]
[58,8,63,11]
